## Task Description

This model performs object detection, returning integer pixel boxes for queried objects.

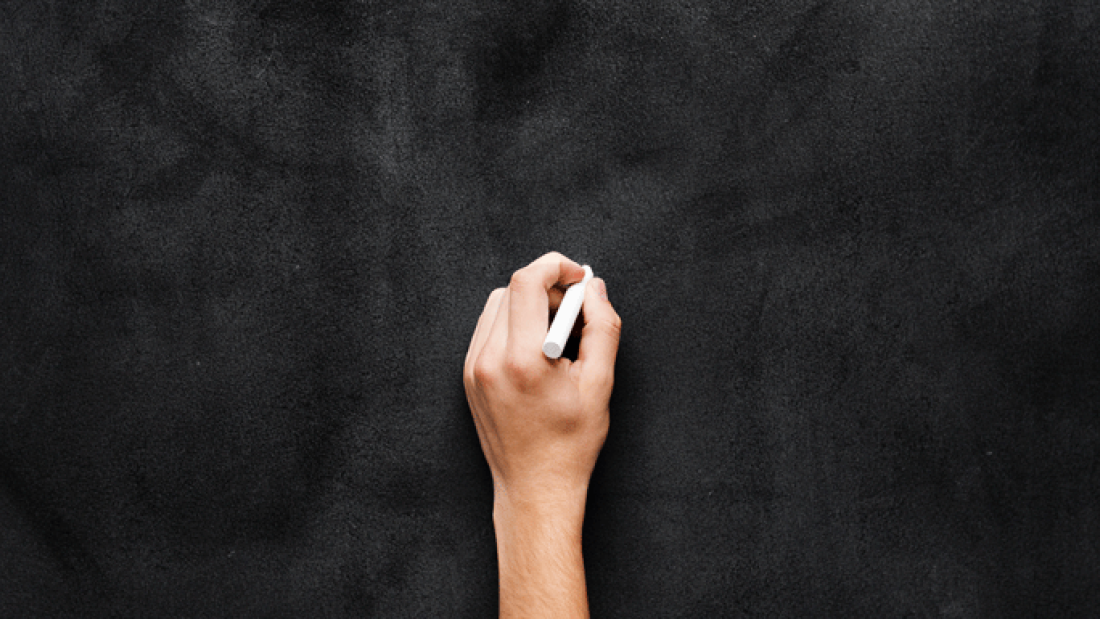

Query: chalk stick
[543,265,593,359]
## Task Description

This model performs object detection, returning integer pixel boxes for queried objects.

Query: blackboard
[2,1,1097,616]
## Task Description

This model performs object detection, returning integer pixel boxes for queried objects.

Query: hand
[463,252,621,509]
[463,252,621,619]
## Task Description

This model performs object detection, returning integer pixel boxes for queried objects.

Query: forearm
[494,491,590,619]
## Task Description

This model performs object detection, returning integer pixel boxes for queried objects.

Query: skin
[463,252,622,619]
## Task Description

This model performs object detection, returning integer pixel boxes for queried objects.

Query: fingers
[467,253,594,392]
[508,252,586,354]
[467,289,503,357]
[576,278,621,390]
[465,288,506,382]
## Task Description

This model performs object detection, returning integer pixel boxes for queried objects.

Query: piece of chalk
[543,265,594,359]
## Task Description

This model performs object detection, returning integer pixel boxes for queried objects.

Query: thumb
[576,278,621,391]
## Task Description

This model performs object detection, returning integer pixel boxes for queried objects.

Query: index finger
[507,252,586,355]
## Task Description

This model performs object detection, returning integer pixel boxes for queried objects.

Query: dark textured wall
[2,1,1098,617]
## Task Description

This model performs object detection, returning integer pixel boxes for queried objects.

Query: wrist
[492,477,590,530]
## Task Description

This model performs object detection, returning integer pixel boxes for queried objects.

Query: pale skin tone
[463,252,622,619]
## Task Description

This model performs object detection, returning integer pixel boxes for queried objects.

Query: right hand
[462,252,622,507]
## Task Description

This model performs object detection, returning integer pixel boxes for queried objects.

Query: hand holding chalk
[542,265,593,359]
[463,252,621,618]
[463,251,621,504]
[464,252,620,619]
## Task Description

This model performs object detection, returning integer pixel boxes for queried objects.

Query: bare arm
[463,252,622,619]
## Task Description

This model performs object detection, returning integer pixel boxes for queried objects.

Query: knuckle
[597,314,622,338]
[472,355,498,388]
[503,354,543,389]
[509,269,532,289]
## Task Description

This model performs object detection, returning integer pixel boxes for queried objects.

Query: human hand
[464,252,621,618]
[463,251,622,511]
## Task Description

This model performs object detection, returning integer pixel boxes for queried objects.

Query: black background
[2,1,1098,617]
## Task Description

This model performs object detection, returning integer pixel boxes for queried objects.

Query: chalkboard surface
[2,1,1097,617]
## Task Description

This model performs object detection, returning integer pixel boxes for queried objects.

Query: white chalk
[543,265,594,359]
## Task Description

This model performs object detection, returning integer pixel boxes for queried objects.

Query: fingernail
[593,278,607,300]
